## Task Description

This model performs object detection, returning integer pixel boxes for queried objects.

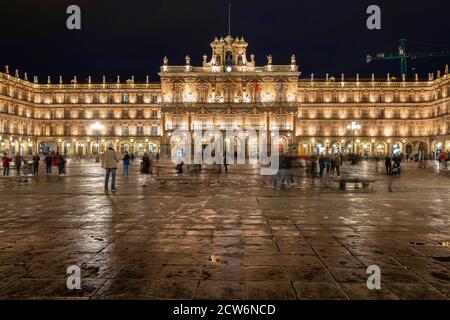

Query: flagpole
[228,3,231,36]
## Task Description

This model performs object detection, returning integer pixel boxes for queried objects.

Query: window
[123,95,129,103]
[122,125,129,136]
[137,125,144,135]
[64,125,71,136]
[151,126,159,136]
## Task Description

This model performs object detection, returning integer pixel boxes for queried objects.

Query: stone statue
[163,56,168,65]
[203,54,208,64]
[267,54,272,65]
[185,55,190,65]
[291,54,296,65]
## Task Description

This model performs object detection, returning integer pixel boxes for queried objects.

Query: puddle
[430,271,450,281]
[208,255,231,265]
[431,256,450,262]
[201,270,212,280]
[89,235,105,241]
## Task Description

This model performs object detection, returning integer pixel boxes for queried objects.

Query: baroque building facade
[1,35,450,158]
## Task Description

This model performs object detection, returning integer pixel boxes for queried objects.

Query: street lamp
[346,121,361,154]
[90,121,104,161]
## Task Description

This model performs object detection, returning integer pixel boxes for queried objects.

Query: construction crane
[366,39,450,77]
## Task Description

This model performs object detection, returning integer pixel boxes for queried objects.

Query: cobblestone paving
[0,160,449,299]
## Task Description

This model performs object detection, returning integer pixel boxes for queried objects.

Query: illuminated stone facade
[1,35,450,157]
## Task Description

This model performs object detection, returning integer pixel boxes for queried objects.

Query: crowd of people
[2,144,450,193]
[1,151,66,176]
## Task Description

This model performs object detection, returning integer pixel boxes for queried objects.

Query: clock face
[226,66,232,72]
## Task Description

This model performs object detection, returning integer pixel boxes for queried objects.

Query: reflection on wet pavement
[0,160,449,299]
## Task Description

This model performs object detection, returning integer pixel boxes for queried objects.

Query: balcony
[166,124,188,130]
[270,124,293,131]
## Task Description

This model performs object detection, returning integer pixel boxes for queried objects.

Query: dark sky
[1,0,449,82]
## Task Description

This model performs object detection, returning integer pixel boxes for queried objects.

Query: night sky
[1,0,449,82]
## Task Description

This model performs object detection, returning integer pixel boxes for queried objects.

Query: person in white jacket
[101,144,121,192]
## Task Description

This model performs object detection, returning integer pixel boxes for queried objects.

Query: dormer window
[225,51,233,72]
[237,54,243,66]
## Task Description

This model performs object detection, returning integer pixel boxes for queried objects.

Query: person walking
[141,152,151,187]
[223,154,228,173]
[318,154,325,178]
[325,155,332,175]
[32,154,40,176]
[14,153,24,176]
[1,153,12,176]
[122,151,131,177]
[101,144,121,192]
[44,153,52,175]
[438,151,447,169]
[333,154,341,177]
[51,152,58,175]
[393,155,402,176]
[385,154,392,175]
[56,153,66,176]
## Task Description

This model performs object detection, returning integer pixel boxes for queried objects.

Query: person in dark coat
[32,154,40,176]
[385,154,392,175]
[44,154,53,175]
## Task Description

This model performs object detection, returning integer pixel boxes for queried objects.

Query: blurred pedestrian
[44,153,52,175]
[385,154,392,175]
[56,153,66,175]
[1,153,12,176]
[122,151,131,177]
[14,153,24,175]
[32,154,40,176]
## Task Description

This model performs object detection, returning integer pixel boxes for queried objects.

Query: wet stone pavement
[0,159,449,300]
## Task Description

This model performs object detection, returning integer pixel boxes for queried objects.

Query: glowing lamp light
[226,65,232,72]
[346,122,361,131]
[90,121,105,131]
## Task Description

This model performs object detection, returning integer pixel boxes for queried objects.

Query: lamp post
[90,121,104,162]
[346,121,361,155]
